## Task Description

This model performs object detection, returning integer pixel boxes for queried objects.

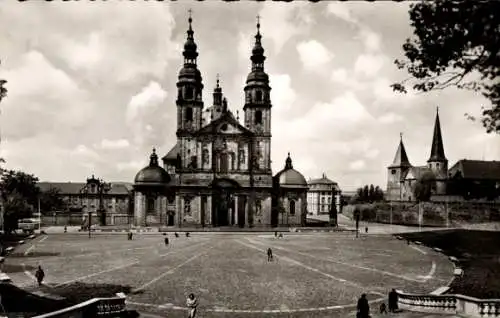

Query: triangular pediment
[196,111,254,136]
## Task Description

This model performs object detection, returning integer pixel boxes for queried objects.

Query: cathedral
[132,15,309,228]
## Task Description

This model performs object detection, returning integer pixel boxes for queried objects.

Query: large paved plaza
[5,231,454,317]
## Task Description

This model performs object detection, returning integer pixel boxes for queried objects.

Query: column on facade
[244,197,249,227]
[234,195,239,225]
[176,195,182,226]
[134,192,146,227]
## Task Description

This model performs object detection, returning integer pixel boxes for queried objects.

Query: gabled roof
[162,142,180,162]
[195,110,254,136]
[308,173,337,185]
[37,182,131,195]
[450,159,500,180]
[405,166,433,180]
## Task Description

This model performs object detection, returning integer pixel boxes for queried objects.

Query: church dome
[134,149,171,186]
[274,153,308,188]
[246,71,269,83]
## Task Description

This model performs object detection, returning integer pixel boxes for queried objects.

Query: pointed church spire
[428,106,446,162]
[390,133,411,167]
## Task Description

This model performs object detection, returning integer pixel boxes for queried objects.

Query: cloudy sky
[0,1,498,191]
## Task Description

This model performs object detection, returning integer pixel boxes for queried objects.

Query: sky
[0,1,498,191]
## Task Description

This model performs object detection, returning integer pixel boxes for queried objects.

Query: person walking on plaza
[35,265,45,286]
[164,236,169,247]
[267,248,273,262]
[388,288,399,313]
[186,232,190,237]
[175,232,179,238]
[186,293,198,318]
[379,302,387,314]
[356,293,370,318]
[128,232,133,240]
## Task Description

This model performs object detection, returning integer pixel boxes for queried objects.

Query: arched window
[255,90,263,102]
[289,200,296,215]
[186,107,193,122]
[230,152,236,170]
[202,148,209,165]
[255,110,263,125]
[185,87,194,100]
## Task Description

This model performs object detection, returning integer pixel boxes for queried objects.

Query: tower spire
[250,14,266,71]
[428,106,446,162]
[213,73,223,106]
[183,9,198,65]
[390,133,411,168]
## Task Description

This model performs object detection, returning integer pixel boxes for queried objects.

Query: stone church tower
[427,108,448,194]
[386,134,412,201]
[244,19,272,174]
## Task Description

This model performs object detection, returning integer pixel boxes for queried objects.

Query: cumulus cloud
[358,28,382,53]
[327,3,358,24]
[354,54,386,77]
[269,74,297,115]
[126,81,170,148]
[1,51,93,141]
[378,112,404,124]
[96,139,130,150]
[349,160,366,171]
[296,40,333,72]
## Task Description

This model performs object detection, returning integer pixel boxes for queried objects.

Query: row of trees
[351,184,385,204]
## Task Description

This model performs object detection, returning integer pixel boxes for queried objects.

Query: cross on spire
[188,8,193,19]
[400,132,403,140]
[216,73,220,87]
[256,14,261,33]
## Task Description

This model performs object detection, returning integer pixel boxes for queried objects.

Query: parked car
[17,218,39,234]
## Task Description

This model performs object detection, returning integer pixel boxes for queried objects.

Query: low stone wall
[344,201,500,227]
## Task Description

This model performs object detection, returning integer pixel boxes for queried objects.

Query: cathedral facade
[132,16,308,228]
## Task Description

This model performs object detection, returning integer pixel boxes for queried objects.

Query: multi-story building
[132,15,309,228]
[307,173,341,215]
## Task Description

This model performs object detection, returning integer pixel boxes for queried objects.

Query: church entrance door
[167,212,175,226]
[211,179,240,227]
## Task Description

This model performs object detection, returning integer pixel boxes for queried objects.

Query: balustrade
[397,290,500,317]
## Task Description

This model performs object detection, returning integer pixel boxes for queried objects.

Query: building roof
[135,149,171,186]
[389,134,411,168]
[274,153,308,189]
[450,159,500,180]
[194,110,254,136]
[37,182,131,195]
[404,166,434,180]
[162,141,180,162]
[308,173,337,185]
[428,108,447,162]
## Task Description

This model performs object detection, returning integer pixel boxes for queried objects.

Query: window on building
[255,110,263,125]
[256,90,263,102]
[185,87,194,100]
[184,198,192,216]
[147,198,155,215]
[186,107,193,122]
[238,149,246,166]
[321,197,325,204]
[391,169,396,175]
[289,200,296,215]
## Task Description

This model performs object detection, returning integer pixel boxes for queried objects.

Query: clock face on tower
[255,124,263,133]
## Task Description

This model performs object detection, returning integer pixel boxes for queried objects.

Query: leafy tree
[39,187,65,214]
[362,185,369,202]
[393,0,500,134]
[0,170,40,232]
[413,171,436,202]
[368,184,375,201]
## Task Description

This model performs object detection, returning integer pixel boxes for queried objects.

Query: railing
[32,295,127,318]
[397,290,500,317]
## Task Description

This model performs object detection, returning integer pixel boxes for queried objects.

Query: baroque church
[132,15,309,228]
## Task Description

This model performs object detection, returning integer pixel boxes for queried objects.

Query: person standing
[267,248,273,262]
[164,237,169,246]
[186,293,198,318]
[356,293,370,318]
[388,288,399,313]
[35,265,45,286]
